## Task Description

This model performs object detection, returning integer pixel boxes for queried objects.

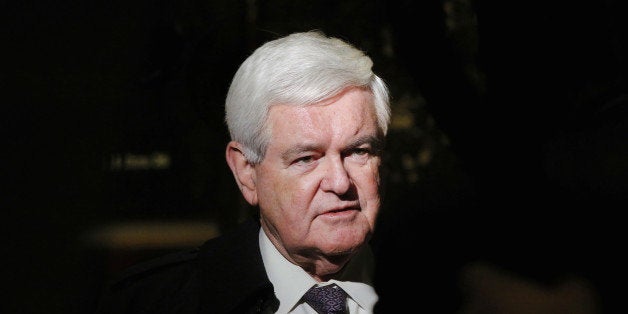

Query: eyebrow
[281,144,323,162]
[280,135,384,162]
[345,135,385,155]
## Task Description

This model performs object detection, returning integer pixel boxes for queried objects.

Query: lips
[321,204,359,215]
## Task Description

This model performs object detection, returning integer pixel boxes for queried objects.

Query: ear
[225,141,258,206]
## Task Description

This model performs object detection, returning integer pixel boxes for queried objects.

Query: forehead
[266,87,377,137]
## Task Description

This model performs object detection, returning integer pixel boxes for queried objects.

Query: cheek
[285,176,321,210]
[352,161,381,190]
[354,164,382,214]
[257,168,320,213]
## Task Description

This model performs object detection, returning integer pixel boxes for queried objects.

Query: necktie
[302,284,348,314]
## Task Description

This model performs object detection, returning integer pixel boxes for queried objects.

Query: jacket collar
[197,216,279,313]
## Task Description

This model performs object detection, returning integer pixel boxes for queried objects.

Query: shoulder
[111,248,201,291]
[103,217,261,294]
[94,217,266,314]
[95,248,202,314]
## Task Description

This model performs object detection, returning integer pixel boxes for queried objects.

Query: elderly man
[95,30,391,314]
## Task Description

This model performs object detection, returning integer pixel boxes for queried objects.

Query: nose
[320,155,351,195]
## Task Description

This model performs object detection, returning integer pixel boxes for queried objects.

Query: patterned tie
[302,284,348,314]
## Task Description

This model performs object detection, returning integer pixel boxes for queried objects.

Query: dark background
[5,0,627,313]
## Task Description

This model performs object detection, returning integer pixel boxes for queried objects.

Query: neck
[302,252,353,282]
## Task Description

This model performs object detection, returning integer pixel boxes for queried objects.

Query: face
[254,87,383,263]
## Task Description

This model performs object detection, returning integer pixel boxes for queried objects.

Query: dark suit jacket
[94,217,280,314]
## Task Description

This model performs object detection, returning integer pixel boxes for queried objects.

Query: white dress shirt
[259,228,378,314]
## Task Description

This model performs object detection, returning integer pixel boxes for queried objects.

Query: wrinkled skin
[226,87,383,281]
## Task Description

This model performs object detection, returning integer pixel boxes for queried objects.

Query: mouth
[321,205,360,216]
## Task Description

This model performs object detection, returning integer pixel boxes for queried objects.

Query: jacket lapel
[197,217,279,313]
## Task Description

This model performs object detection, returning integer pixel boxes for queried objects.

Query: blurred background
[5,0,627,313]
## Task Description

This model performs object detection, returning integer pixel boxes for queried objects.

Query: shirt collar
[259,228,378,313]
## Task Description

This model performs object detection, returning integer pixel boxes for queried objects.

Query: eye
[347,147,371,158]
[293,155,315,165]
[341,148,370,165]
[352,148,370,156]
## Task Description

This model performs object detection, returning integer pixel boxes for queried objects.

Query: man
[95,30,391,314]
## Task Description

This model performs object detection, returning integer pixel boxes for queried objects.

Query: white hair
[225,30,391,164]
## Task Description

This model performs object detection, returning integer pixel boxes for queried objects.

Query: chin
[320,238,365,257]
